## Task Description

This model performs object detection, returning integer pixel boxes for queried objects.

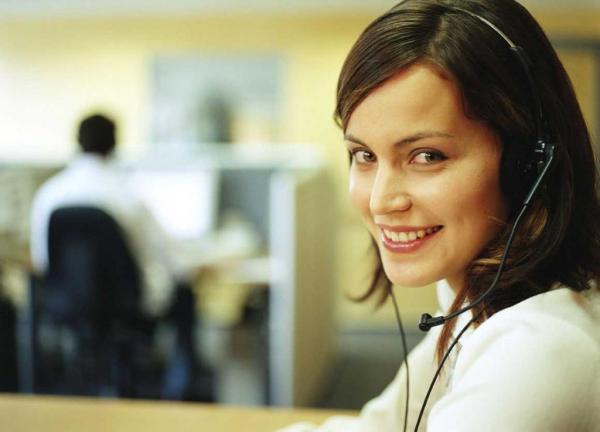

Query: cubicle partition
[206,150,337,407]
[2,144,338,408]
[270,168,337,407]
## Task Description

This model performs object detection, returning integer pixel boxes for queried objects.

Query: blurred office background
[0,0,598,410]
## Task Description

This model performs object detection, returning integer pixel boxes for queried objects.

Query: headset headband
[453,7,548,163]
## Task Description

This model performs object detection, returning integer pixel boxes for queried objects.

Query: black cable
[419,3,557,332]
[413,309,484,432]
[411,184,541,427]
[393,151,548,428]
[411,150,555,427]
[419,196,529,331]
[419,142,554,332]
[388,285,410,432]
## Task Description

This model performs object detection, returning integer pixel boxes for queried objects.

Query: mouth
[379,225,443,253]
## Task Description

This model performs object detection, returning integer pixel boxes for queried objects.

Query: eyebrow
[344,131,454,148]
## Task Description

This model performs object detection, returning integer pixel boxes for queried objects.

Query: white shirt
[30,154,176,317]
[279,281,600,431]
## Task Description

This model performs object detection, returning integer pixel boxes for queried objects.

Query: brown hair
[335,0,600,360]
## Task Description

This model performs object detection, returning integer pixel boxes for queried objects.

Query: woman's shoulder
[432,287,600,430]
[479,286,600,349]
[429,287,600,430]
[455,285,600,391]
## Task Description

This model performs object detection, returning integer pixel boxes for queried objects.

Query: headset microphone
[418,314,443,331]
[418,139,555,332]
[417,7,556,333]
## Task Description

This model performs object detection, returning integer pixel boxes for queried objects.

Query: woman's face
[345,63,508,292]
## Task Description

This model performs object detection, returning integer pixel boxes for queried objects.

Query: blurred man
[30,113,209,400]
[30,114,176,317]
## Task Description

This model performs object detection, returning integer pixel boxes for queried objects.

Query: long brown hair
[335,0,600,360]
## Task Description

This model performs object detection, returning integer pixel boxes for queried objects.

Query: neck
[446,273,466,294]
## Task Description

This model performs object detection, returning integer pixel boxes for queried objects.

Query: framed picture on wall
[150,55,283,154]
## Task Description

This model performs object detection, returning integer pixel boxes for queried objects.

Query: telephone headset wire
[413,309,484,432]
[411,175,551,430]
[388,285,410,432]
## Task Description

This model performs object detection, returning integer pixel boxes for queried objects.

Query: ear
[499,136,537,208]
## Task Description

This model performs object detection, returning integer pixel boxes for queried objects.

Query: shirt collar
[436,279,456,314]
[68,153,111,169]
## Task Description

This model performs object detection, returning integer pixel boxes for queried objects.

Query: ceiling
[0,0,597,18]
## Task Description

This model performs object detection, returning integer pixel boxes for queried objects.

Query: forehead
[346,63,465,136]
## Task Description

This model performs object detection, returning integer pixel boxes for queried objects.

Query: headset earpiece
[499,136,536,208]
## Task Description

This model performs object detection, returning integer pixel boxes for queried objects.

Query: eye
[410,150,447,165]
[351,149,377,165]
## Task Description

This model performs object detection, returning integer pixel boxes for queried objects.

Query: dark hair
[77,114,116,156]
[335,0,600,360]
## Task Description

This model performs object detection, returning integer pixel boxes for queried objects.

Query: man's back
[30,154,175,316]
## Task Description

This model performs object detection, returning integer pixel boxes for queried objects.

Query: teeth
[383,226,440,243]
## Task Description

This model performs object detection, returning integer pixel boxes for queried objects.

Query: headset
[418,7,555,332]
[385,6,557,432]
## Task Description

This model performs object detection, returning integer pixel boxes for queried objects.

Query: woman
[280,0,600,431]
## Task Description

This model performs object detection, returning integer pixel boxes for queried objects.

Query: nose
[369,166,412,215]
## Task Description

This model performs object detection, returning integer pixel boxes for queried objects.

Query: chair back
[38,206,147,396]
[45,206,142,329]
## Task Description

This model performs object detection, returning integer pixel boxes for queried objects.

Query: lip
[378,224,443,254]
[377,224,440,232]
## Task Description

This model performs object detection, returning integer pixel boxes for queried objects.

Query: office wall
[538,11,599,140]
[0,14,370,165]
[0,7,598,331]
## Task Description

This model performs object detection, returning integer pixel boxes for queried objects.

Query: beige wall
[0,8,598,330]
[535,10,600,140]
[0,14,371,164]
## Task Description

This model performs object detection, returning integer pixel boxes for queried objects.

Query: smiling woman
[279,0,600,431]
[345,64,508,292]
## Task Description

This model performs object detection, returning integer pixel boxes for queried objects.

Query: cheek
[470,166,506,214]
[454,168,507,236]
[349,172,372,218]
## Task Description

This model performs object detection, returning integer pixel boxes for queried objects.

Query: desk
[0,394,355,432]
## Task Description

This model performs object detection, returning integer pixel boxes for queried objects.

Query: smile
[379,225,443,253]
[382,226,443,243]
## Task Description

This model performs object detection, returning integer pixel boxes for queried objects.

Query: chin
[382,266,438,288]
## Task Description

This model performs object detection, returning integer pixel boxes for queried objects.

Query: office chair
[34,206,155,397]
